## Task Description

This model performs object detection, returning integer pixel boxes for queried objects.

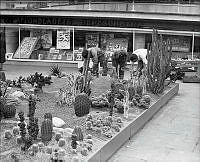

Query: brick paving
[109,82,200,162]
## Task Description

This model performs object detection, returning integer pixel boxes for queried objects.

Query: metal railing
[0,1,200,15]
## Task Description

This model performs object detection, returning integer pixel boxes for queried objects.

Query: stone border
[86,83,179,162]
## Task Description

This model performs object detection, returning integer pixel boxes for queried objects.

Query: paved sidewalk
[109,83,200,162]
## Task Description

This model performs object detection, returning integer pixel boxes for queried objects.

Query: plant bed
[183,75,200,83]
[85,83,179,162]
[0,76,178,161]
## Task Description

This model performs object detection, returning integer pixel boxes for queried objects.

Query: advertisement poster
[30,29,52,49]
[74,47,84,61]
[165,36,190,52]
[105,38,128,61]
[14,37,38,59]
[57,29,70,49]
[86,33,99,48]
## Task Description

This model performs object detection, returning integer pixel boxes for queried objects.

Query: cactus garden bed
[0,75,179,161]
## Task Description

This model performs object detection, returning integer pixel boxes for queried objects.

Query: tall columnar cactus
[147,29,172,94]
[28,95,37,118]
[18,111,26,141]
[74,93,91,117]
[28,117,39,140]
[41,119,53,143]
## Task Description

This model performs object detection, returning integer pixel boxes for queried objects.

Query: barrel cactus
[142,95,151,105]
[74,93,91,117]
[41,119,53,143]
[3,104,16,119]
[72,126,83,141]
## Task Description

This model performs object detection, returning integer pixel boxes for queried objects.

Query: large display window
[2,25,200,62]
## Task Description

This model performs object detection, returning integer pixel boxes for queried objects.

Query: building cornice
[1,9,200,22]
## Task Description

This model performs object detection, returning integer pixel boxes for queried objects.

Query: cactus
[46,146,53,154]
[27,95,37,118]
[5,130,12,139]
[18,111,26,141]
[74,93,91,117]
[32,144,39,153]
[142,95,151,105]
[44,113,52,121]
[28,117,39,140]
[0,100,4,121]
[41,119,53,143]
[55,132,62,142]
[2,104,16,119]
[71,134,78,149]
[58,138,66,147]
[128,86,135,101]
[147,29,172,94]
[136,85,143,96]
[12,126,20,136]
[72,126,83,141]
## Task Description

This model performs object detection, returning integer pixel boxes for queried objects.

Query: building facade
[0,0,200,64]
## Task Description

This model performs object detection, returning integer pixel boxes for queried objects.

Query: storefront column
[18,27,21,58]
[132,30,135,51]
[73,27,75,61]
[192,32,194,60]
[5,27,18,54]
[88,0,91,10]
[132,0,135,11]
[135,33,145,50]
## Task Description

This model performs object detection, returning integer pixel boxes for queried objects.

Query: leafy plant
[49,64,64,78]
[12,76,26,88]
[26,72,52,90]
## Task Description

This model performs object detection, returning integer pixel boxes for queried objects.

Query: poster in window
[14,37,38,59]
[31,29,52,49]
[66,53,73,61]
[164,36,190,52]
[57,29,70,49]
[76,54,83,61]
[86,33,99,48]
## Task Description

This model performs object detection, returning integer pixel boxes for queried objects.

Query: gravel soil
[0,76,174,161]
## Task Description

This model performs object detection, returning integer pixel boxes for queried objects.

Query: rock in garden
[52,117,66,128]
[10,91,25,100]
[4,130,12,139]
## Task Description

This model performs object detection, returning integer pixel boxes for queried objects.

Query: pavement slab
[109,83,200,162]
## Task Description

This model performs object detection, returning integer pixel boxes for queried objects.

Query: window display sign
[57,29,70,49]
[165,36,190,52]
[106,38,128,52]
[31,29,52,49]
[74,47,84,61]
[14,37,38,59]
[106,38,128,60]
[86,33,99,48]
